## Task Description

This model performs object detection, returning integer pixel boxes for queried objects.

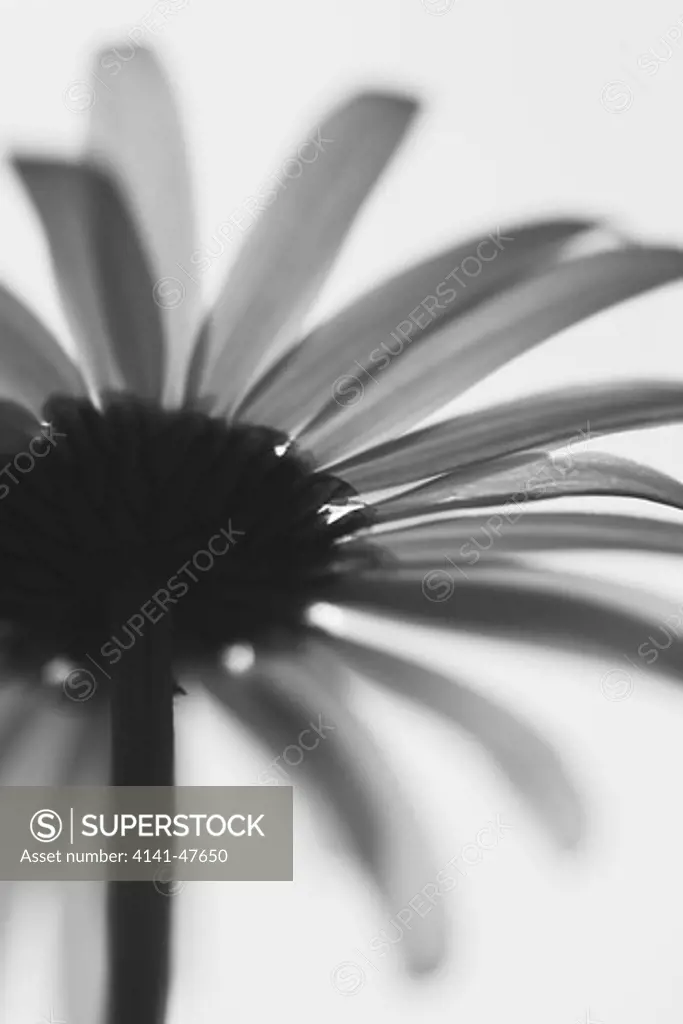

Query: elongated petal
[0,684,44,779]
[376,451,683,522]
[372,449,551,510]
[61,702,109,784]
[0,690,89,785]
[239,219,596,433]
[0,692,104,1006]
[354,511,683,566]
[306,246,683,465]
[319,634,583,849]
[203,643,447,974]
[89,45,199,405]
[326,382,683,490]
[13,159,165,399]
[62,706,108,1024]
[0,683,56,980]
[0,684,35,978]
[195,92,419,412]
[0,285,87,414]
[64,880,107,1024]
[328,567,683,683]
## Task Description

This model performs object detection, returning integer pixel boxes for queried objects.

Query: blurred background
[1,0,683,1020]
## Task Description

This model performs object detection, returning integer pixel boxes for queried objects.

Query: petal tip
[351,89,421,119]
[403,936,449,978]
[94,41,157,66]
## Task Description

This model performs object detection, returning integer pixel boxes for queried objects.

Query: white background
[1,0,683,1021]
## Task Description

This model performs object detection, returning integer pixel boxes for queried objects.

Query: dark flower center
[0,393,374,681]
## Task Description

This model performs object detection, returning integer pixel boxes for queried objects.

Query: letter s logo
[332,374,364,407]
[30,809,63,843]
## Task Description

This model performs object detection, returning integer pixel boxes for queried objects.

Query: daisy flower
[4,42,683,1024]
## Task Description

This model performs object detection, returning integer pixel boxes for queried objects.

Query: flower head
[4,42,683,1024]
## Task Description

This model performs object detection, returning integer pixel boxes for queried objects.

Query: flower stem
[106,593,175,1024]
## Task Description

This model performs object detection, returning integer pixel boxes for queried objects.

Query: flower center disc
[0,394,372,676]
